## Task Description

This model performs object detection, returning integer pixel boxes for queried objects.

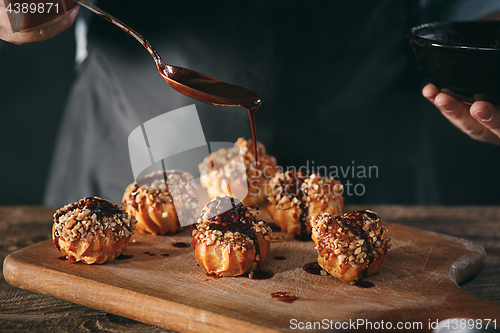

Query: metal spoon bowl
[73,0,261,111]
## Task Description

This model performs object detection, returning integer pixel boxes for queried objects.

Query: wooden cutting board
[3,212,500,333]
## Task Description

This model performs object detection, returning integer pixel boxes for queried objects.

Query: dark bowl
[409,21,500,105]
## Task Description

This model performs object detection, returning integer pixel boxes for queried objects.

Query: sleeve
[421,0,500,22]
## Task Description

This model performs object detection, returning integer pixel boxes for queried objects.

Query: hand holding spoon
[72,0,261,112]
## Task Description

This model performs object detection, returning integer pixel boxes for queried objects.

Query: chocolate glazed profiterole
[191,196,272,277]
[198,137,279,207]
[267,170,344,238]
[310,210,391,284]
[122,170,199,235]
[52,197,136,264]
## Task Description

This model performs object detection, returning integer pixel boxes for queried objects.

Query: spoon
[72,0,261,111]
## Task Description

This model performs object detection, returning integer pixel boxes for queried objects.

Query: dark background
[1,27,76,205]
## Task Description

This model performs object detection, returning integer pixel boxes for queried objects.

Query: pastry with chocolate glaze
[53,197,136,264]
[198,137,279,207]
[267,170,344,237]
[191,196,272,277]
[310,211,391,284]
[122,170,199,235]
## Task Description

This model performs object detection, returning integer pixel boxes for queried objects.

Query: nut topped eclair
[122,170,199,235]
[310,210,391,284]
[198,137,279,207]
[53,197,136,264]
[267,169,344,237]
[191,196,272,277]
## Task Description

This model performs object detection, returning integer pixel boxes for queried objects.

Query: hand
[422,83,500,145]
[0,0,79,44]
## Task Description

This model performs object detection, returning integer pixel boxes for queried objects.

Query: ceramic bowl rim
[409,21,500,52]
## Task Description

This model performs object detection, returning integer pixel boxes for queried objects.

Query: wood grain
[3,211,500,333]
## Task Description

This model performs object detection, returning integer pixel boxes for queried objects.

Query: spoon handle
[72,0,166,71]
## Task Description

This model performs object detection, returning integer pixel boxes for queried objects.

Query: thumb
[470,101,500,145]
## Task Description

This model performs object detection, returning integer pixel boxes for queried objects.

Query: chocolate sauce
[354,280,375,288]
[58,256,66,260]
[116,253,133,260]
[82,197,122,218]
[342,211,378,278]
[172,242,189,248]
[277,170,311,237]
[207,200,252,232]
[271,292,297,303]
[273,255,286,260]
[208,150,216,171]
[303,262,323,275]
[204,198,261,258]
[298,202,309,239]
[248,108,260,206]
[169,72,261,176]
[53,197,122,221]
[168,77,261,110]
[54,237,61,251]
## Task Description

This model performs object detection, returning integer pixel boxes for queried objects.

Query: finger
[38,5,80,41]
[470,101,500,145]
[422,83,441,104]
[433,92,494,141]
[0,5,79,44]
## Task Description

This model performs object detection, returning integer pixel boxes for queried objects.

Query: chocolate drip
[248,108,260,206]
[297,201,309,240]
[279,170,311,237]
[85,198,121,218]
[54,197,122,221]
[203,197,260,257]
[207,200,253,233]
[343,211,378,277]
[53,237,61,250]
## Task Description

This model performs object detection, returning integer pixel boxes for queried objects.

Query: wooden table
[1,205,499,332]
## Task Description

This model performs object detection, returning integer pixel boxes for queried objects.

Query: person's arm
[0,1,79,44]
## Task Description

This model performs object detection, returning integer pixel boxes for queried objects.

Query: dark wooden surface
[1,205,499,332]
